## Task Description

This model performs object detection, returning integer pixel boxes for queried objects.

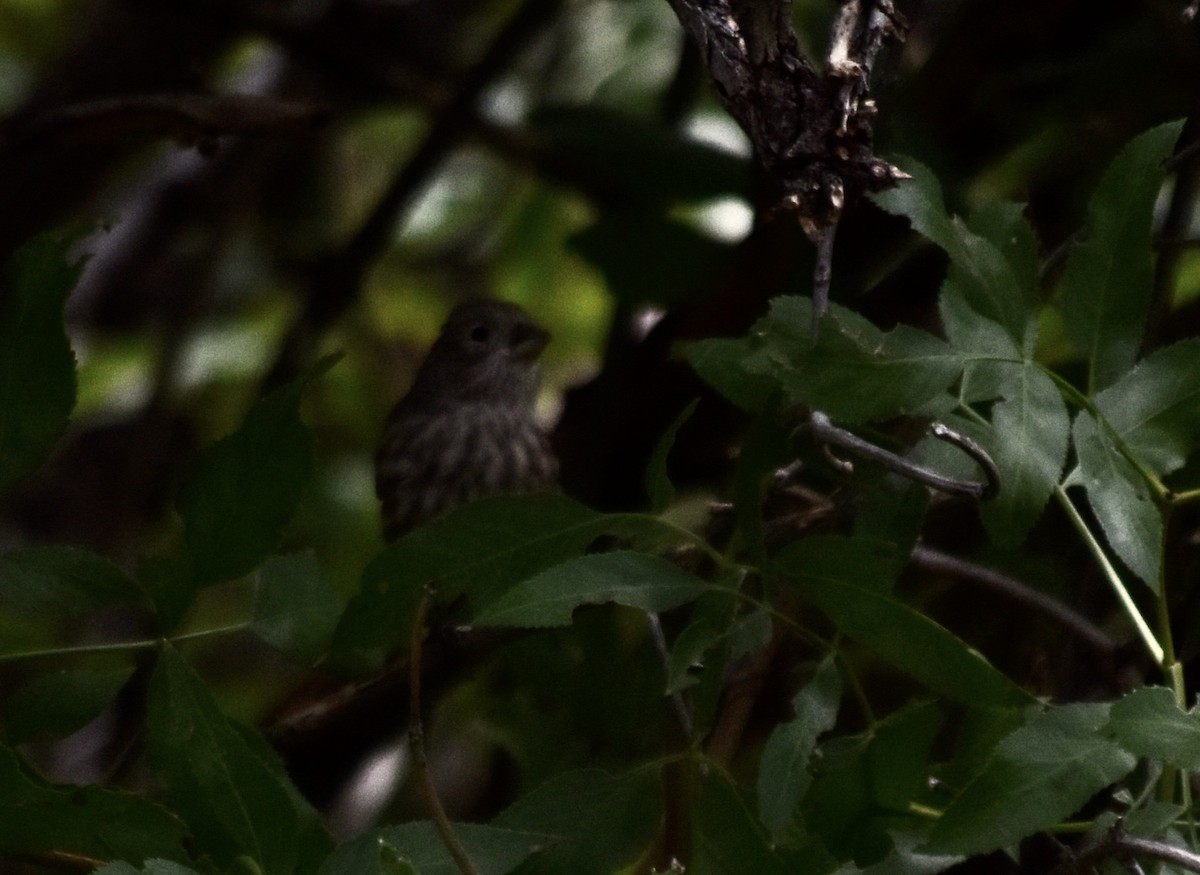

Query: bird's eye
[469,324,491,344]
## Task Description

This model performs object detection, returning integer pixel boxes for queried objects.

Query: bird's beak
[510,322,551,362]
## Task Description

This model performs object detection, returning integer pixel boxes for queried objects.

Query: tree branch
[409,588,481,875]
[0,94,329,154]
[910,544,1118,657]
[663,0,907,226]
[264,0,564,388]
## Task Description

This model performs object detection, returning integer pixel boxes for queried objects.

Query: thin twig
[1060,828,1200,875]
[810,220,838,339]
[910,544,1118,656]
[409,587,481,875]
[0,93,329,153]
[0,622,252,663]
[808,412,998,500]
[929,422,1001,499]
[1054,486,1164,666]
[645,611,695,739]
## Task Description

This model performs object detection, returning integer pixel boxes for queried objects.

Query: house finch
[375,299,557,541]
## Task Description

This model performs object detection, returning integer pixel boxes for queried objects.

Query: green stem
[1171,486,1200,506]
[1055,486,1164,666]
[0,621,253,663]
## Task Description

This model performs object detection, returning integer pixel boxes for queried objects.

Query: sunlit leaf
[1058,121,1184,392]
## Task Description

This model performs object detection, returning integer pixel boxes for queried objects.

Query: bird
[374,299,558,541]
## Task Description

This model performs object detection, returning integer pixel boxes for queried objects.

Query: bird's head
[411,300,550,408]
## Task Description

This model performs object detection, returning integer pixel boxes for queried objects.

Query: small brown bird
[375,300,557,541]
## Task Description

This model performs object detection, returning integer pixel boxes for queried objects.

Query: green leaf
[854,831,962,875]
[645,399,699,512]
[802,703,945,863]
[570,214,734,308]
[938,283,1023,403]
[318,822,550,875]
[492,768,661,875]
[871,160,1032,343]
[1108,686,1200,769]
[756,657,842,839]
[924,703,1137,856]
[333,495,700,669]
[3,665,134,744]
[1095,338,1200,476]
[755,298,962,424]
[527,106,749,204]
[94,862,205,875]
[0,546,147,609]
[472,551,710,628]
[1069,411,1162,588]
[0,546,149,655]
[684,336,777,413]
[977,362,1070,547]
[177,380,315,589]
[863,703,946,813]
[1058,120,1184,392]
[692,769,793,875]
[667,616,721,695]
[146,644,330,874]
[96,862,205,875]
[731,404,793,564]
[253,551,342,665]
[664,590,744,697]
[331,494,609,671]
[852,474,930,582]
[0,742,191,864]
[965,202,1040,306]
[777,536,1031,708]
[0,233,80,495]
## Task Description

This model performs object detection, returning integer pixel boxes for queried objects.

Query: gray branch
[662,0,907,227]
